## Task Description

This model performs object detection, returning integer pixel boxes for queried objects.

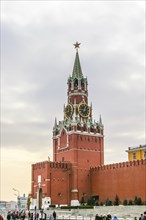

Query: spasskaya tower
[31,43,145,208]
[53,42,104,205]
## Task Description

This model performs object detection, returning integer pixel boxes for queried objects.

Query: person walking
[106,213,112,220]
[7,212,11,220]
[53,211,56,220]
[139,214,143,220]
[95,214,100,220]
[142,212,146,220]
[112,215,118,220]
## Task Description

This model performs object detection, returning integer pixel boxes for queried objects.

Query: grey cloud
[1,1,145,165]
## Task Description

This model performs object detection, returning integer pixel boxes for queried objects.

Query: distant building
[126,144,146,161]
[6,201,17,211]
[19,194,27,210]
[0,201,17,211]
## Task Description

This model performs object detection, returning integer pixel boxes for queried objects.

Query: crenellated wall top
[49,161,71,169]
[90,158,146,172]
[32,160,71,170]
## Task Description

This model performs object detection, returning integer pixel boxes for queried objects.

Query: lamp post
[13,188,20,210]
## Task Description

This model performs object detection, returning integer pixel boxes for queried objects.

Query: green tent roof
[72,51,84,79]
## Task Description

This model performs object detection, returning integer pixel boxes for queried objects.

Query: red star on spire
[73,41,81,49]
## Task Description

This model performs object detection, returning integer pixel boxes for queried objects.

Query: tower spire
[72,42,83,79]
[53,117,57,129]
[99,114,102,125]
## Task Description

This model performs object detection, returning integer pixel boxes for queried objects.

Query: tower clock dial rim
[64,103,74,119]
[78,102,90,118]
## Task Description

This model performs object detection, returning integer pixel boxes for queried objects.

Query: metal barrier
[54,216,126,220]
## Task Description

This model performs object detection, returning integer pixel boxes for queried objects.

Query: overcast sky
[1,1,145,201]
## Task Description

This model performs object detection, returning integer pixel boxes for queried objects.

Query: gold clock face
[64,104,74,119]
[78,102,90,118]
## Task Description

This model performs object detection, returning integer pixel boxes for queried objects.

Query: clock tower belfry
[53,42,104,205]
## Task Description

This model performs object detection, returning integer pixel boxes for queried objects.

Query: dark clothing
[106,215,112,220]
[7,213,11,220]
[95,214,101,220]
[30,213,33,220]
[53,211,56,220]
[39,212,46,220]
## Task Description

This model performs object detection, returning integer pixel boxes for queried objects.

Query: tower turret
[67,42,88,105]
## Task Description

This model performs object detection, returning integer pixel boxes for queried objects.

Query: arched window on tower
[69,82,71,90]
[97,125,100,133]
[83,124,87,132]
[81,79,84,90]
[77,123,81,131]
[74,79,78,90]
[68,124,71,131]
[90,125,94,133]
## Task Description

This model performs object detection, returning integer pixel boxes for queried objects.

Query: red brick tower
[31,43,146,207]
[53,42,104,205]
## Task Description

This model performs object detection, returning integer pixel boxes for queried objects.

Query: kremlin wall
[31,158,146,207]
[31,43,146,208]
[90,159,146,203]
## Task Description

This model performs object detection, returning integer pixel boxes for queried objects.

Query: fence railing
[50,215,130,220]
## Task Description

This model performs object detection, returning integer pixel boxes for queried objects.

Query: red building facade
[31,43,146,208]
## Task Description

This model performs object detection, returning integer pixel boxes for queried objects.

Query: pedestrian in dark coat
[142,212,146,220]
[53,211,56,220]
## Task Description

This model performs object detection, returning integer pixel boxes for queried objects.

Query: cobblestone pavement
[46,206,146,219]
[1,206,146,220]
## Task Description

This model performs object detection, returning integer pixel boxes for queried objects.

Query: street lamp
[12,188,20,210]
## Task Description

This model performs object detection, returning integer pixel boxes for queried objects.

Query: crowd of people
[95,213,113,220]
[94,212,146,220]
[7,211,27,220]
[4,210,146,220]
[6,210,57,220]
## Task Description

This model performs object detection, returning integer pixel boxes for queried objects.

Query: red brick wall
[69,95,88,105]
[90,159,146,203]
[53,131,104,203]
[55,133,104,165]
[32,161,71,205]
[31,159,146,205]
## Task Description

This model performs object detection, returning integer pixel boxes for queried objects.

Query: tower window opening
[83,125,87,132]
[74,79,78,89]
[69,125,71,131]
[133,152,136,160]
[90,126,94,133]
[69,82,71,89]
[81,80,84,90]
[77,124,81,131]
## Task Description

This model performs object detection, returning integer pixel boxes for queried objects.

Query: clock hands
[78,102,90,118]
[64,104,74,119]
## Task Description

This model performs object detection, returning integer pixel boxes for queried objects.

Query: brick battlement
[90,158,146,172]
[32,160,71,170]
[32,161,48,170]
[49,161,71,169]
